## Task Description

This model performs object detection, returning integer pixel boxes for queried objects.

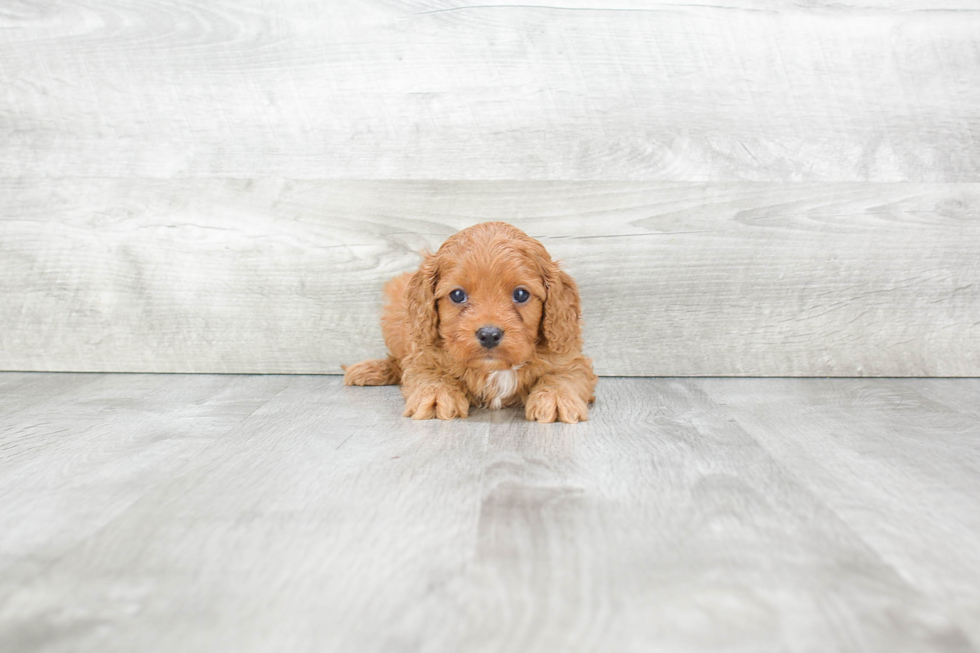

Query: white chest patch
[484,369,520,410]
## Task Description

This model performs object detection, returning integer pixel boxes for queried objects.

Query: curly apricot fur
[344,222,597,423]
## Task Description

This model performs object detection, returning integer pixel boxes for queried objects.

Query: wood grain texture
[2,1,979,181]
[0,373,291,593]
[3,1,979,374]
[2,374,979,652]
[699,377,980,647]
[2,179,978,375]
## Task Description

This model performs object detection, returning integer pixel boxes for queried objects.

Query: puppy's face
[434,252,545,372]
[407,222,583,372]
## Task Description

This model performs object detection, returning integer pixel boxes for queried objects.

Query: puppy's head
[407,222,582,371]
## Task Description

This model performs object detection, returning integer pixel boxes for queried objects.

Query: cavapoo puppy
[343,222,597,423]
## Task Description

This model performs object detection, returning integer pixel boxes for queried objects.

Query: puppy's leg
[342,357,402,386]
[401,365,470,420]
[525,356,597,423]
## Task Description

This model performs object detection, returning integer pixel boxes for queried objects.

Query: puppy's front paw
[525,388,589,423]
[404,384,470,420]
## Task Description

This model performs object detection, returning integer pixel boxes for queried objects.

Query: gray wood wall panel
[2,1,979,181]
[2,179,977,375]
[2,1,978,374]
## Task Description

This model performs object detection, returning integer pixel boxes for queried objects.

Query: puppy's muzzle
[476,326,504,349]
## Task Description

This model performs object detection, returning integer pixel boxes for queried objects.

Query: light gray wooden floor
[1,374,979,653]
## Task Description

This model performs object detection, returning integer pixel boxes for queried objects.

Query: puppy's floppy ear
[406,252,440,349]
[541,261,583,356]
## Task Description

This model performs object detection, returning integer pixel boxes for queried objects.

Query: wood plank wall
[1,1,978,375]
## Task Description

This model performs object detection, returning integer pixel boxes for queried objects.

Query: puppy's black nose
[476,326,504,349]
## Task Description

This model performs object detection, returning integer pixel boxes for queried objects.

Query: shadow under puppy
[344,222,597,423]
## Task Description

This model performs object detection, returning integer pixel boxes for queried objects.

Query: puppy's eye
[513,288,530,304]
[449,289,467,304]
